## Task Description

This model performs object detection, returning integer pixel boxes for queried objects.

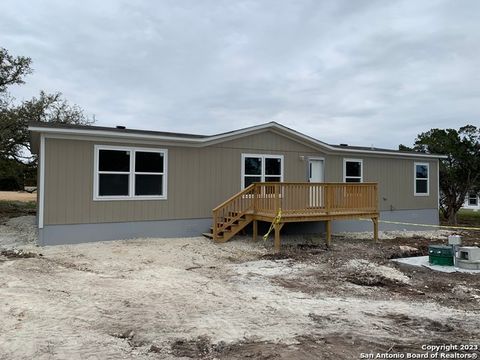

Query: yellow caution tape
[359,218,480,231]
[263,208,282,241]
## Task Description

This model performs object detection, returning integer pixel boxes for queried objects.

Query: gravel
[336,229,452,240]
[0,215,37,248]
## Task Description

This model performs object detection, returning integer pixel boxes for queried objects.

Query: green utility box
[429,245,454,266]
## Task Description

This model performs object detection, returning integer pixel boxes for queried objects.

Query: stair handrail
[212,184,256,241]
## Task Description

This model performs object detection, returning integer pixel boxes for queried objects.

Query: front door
[309,159,324,207]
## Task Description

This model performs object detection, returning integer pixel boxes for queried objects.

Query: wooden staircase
[202,212,252,242]
[203,184,256,243]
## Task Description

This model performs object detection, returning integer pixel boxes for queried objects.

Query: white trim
[42,133,200,147]
[93,145,168,201]
[437,159,440,210]
[38,134,45,229]
[241,153,284,189]
[343,158,363,183]
[414,162,430,197]
[29,123,448,159]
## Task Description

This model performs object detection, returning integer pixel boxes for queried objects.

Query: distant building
[463,191,480,211]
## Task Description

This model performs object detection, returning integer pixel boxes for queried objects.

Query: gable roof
[28,121,446,159]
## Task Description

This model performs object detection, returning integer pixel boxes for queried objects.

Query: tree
[0,47,32,93]
[400,126,480,224]
[1,91,93,162]
[0,47,93,184]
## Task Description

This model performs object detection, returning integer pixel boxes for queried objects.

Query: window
[98,149,130,196]
[414,162,429,196]
[94,145,167,200]
[343,159,363,182]
[242,154,283,188]
[468,192,478,206]
[134,151,164,196]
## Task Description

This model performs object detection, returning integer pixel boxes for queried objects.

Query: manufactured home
[29,122,444,246]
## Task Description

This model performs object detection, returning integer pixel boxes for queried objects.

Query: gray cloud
[1,0,479,147]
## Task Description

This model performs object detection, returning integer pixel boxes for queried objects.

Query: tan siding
[324,155,343,182]
[322,154,438,210]
[43,130,438,225]
[362,157,438,211]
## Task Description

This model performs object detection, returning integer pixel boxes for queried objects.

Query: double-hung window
[242,154,283,189]
[343,159,363,182]
[468,192,478,206]
[94,145,167,200]
[414,162,429,196]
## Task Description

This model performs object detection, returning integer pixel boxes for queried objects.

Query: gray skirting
[38,209,439,246]
[332,208,439,233]
[38,218,212,246]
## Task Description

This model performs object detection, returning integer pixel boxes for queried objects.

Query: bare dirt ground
[0,217,479,359]
[0,191,36,202]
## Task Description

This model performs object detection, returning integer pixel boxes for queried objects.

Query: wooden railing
[212,182,378,240]
[254,182,378,216]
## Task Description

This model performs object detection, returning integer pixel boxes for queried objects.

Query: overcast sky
[1,0,479,148]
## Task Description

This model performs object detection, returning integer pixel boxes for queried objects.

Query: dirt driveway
[0,218,479,359]
[0,191,36,202]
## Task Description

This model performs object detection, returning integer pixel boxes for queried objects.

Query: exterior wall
[42,129,439,228]
[322,155,439,212]
[43,131,322,226]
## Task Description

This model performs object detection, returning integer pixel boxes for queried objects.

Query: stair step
[225,216,245,221]
[210,219,249,234]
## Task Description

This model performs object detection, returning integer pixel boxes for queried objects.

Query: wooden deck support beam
[274,222,285,252]
[252,220,258,242]
[372,217,379,242]
[325,220,331,247]
[274,223,280,252]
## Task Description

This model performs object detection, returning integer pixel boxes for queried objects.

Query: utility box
[429,245,454,266]
[456,247,480,270]
[448,235,462,246]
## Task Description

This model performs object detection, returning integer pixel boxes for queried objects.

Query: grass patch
[0,200,36,219]
[457,210,480,226]
[441,209,480,227]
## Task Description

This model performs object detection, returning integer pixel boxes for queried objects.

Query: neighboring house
[463,191,480,211]
[29,121,445,245]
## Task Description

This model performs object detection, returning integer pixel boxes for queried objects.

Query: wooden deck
[207,182,379,251]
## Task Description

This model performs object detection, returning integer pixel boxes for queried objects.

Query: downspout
[38,133,45,245]
[437,159,440,216]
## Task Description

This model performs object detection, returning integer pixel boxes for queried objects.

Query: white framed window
[414,162,429,196]
[94,145,167,201]
[468,192,478,206]
[241,154,283,189]
[343,159,363,183]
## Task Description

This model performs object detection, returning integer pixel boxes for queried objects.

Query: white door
[309,159,324,207]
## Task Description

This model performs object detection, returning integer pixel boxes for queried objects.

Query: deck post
[325,219,331,247]
[274,183,280,213]
[372,217,379,242]
[212,212,217,242]
[253,220,258,242]
[274,223,281,252]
